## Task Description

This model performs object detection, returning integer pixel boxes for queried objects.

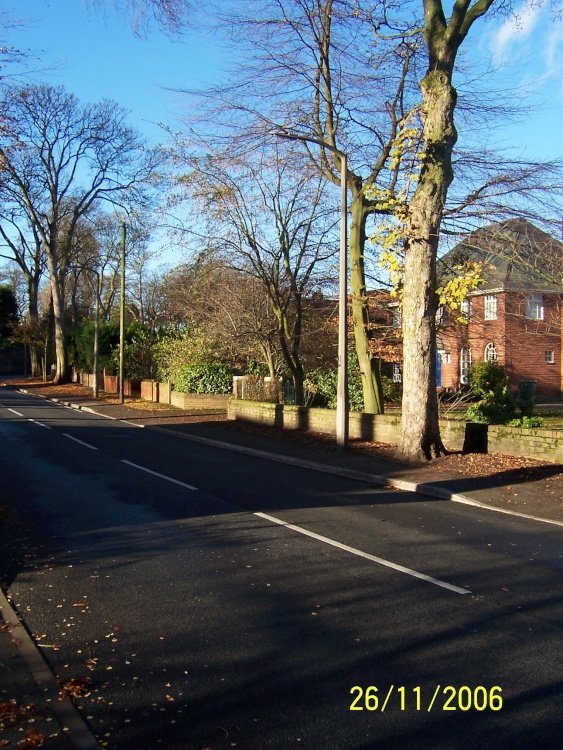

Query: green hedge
[174,361,233,394]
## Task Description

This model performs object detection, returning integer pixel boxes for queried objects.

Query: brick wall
[170,392,229,410]
[440,291,563,397]
[104,374,118,393]
[504,293,561,396]
[141,379,159,401]
[158,381,172,405]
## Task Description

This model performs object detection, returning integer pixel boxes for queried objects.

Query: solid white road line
[254,511,471,595]
[8,408,24,416]
[62,433,98,450]
[121,460,198,490]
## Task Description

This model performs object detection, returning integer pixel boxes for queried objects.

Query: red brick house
[436,219,563,398]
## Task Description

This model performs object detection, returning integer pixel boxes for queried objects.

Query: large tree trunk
[46,255,69,384]
[398,67,456,461]
[349,194,384,414]
[27,280,41,378]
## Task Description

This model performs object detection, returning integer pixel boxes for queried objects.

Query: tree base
[396,437,449,464]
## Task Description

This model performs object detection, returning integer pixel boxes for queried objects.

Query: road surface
[1,389,561,750]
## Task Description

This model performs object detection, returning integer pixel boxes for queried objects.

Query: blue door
[436,352,442,387]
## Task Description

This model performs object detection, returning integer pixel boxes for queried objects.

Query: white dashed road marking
[121,460,198,490]
[62,433,98,450]
[254,511,471,595]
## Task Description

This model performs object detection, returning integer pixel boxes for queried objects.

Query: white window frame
[484,342,497,362]
[545,350,555,364]
[484,294,497,321]
[526,293,544,320]
[391,307,402,329]
[460,298,472,322]
[460,346,472,385]
[436,306,449,325]
[392,363,402,383]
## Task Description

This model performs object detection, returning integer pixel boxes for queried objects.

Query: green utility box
[518,381,537,400]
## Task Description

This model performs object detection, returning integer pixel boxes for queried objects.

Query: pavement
[1,382,562,749]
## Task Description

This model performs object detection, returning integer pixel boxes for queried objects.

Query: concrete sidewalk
[27,387,563,528]
[0,589,97,750]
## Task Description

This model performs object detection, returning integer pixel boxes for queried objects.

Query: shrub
[515,396,536,418]
[245,359,270,377]
[468,360,510,399]
[466,361,517,424]
[154,327,215,382]
[508,416,543,428]
[174,361,233,394]
[122,322,158,380]
[381,374,402,403]
[466,390,515,424]
[68,321,120,372]
[306,352,365,411]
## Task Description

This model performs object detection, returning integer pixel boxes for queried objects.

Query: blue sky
[5,1,562,157]
[3,0,226,147]
[477,1,563,161]
[2,0,563,262]
[2,0,228,264]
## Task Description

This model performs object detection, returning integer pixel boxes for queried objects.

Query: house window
[460,346,472,385]
[460,298,472,322]
[545,350,555,364]
[484,342,497,362]
[391,307,402,329]
[436,306,449,325]
[392,363,402,383]
[526,293,544,320]
[484,294,497,320]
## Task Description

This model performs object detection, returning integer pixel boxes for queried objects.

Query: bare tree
[0,206,46,375]
[89,0,192,34]
[0,83,159,383]
[175,0,425,414]
[173,143,338,404]
[160,261,284,374]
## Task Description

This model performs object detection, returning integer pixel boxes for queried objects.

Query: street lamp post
[92,269,101,400]
[274,129,349,450]
[119,223,126,405]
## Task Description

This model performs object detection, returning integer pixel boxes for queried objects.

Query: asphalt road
[1,390,561,750]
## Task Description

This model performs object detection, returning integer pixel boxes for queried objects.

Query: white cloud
[490,1,543,61]
[544,21,563,75]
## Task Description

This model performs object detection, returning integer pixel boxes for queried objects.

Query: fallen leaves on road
[58,676,93,699]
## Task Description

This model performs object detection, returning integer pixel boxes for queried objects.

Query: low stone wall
[227,399,414,444]
[488,424,563,462]
[227,399,563,462]
[170,392,229,410]
[139,381,228,409]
